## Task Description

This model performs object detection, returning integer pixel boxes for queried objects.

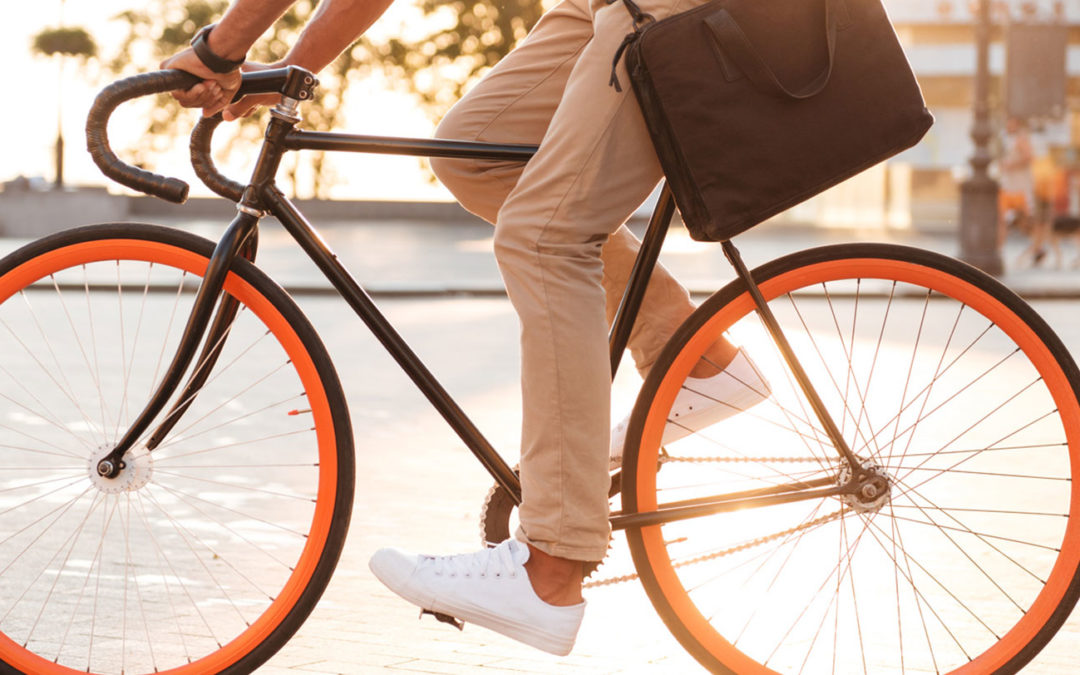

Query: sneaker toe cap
[369,547,421,593]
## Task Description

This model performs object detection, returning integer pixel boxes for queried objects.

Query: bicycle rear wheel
[0,224,354,674]
[623,243,1080,674]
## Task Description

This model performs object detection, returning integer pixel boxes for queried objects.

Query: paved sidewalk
[3,218,1076,673]
[191,217,1073,674]
[262,292,1080,674]
[157,216,1080,299]
[255,295,708,674]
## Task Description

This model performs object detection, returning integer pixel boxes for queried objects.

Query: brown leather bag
[614,0,934,241]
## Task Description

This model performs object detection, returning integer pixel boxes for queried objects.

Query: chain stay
[584,509,844,588]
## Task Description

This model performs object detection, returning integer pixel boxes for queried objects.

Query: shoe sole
[368,557,578,656]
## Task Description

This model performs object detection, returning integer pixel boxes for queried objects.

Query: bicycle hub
[837,458,893,513]
[90,446,151,493]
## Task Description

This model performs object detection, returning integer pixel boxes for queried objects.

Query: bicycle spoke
[153,482,310,539]
[51,272,112,440]
[153,427,316,463]
[15,290,101,440]
[822,279,885,462]
[132,491,197,666]
[849,281,899,467]
[857,329,1008,460]
[628,246,1080,674]
[860,515,977,660]
[115,263,154,438]
[888,480,1053,584]
[154,393,308,452]
[154,469,317,503]
[1,488,98,627]
[141,489,248,640]
[0,232,346,673]
[885,298,966,480]
[787,289,881,456]
[855,316,994,459]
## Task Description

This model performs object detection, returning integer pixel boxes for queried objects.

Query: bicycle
[0,65,1076,674]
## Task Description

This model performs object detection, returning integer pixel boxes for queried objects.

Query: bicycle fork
[97,87,312,479]
[95,211,260,478]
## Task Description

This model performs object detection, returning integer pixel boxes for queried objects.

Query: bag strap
[611,0,656,28]
[606,0,656,92]
[705,0,841,100]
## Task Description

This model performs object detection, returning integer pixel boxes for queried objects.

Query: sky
[2,1,452,200]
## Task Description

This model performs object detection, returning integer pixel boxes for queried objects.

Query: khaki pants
[431,0,704,561]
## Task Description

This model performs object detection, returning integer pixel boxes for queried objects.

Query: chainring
[478,467,611,578]
[479,477,517,548]
[478,453,834,587]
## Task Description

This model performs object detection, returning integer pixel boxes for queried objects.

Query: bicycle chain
[660,454,823,465]
[583,509,845,589]
[480,455,836,589]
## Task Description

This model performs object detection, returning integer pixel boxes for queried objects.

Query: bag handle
[705,0,842,100]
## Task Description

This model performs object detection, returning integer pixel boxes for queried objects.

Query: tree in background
[107,0,543,197]
[363,0,544,118]
[109,0,345,197]
[32,25,98,189]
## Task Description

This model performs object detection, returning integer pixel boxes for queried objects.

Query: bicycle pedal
[420,609,464,631]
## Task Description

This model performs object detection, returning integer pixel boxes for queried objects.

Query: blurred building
[783,0,1080,231]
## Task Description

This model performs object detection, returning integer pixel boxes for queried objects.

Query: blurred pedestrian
[997,116,1035,252]
[1017,125,1057,267]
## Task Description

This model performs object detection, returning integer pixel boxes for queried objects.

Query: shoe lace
[430,541,519,578]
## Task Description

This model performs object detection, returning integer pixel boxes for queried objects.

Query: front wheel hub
[88,446,153,493]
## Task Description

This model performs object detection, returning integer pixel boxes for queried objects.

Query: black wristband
[190,25,245,74]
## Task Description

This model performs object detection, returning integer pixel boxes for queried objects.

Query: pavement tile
[3,219,1077,673]
[299,656,414,672]
[256,291,1080,674]
[386,659,510,674]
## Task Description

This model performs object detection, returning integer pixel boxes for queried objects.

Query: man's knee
[430,109,481,196]
[492,220,534,271]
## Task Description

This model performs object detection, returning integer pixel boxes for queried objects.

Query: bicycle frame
[98,91,866,528]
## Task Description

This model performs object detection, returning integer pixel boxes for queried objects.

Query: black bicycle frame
[100,101,862,526]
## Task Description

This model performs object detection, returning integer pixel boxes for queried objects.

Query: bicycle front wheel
[0,224,354,674]
[623,244,1080,674]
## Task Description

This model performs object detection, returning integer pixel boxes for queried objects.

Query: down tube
[263,187,522,502]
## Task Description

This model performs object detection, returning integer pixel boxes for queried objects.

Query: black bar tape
[86,70,200,203]
[190,115,245,202]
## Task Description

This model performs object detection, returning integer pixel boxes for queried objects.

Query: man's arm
[162,0,395,118]
[275,0,395,74]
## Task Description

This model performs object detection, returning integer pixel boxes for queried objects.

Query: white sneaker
[610,347,771,470]
[368,538,585,656]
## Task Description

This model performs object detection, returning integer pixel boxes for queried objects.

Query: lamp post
[958,0,1004,275]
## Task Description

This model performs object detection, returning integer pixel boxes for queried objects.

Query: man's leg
[430,0,696,379]
[369,0,749,657]
[494,0,714,574]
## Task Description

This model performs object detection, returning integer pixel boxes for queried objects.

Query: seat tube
[609,184,677,377]
[95,211,260,478]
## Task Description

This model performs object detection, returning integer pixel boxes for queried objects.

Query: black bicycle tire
[622,242,1080,675]
[0,223,355,675]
